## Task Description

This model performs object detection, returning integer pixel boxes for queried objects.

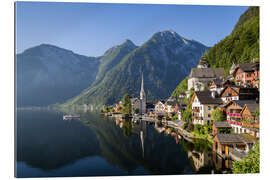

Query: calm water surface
[16,109,231,177]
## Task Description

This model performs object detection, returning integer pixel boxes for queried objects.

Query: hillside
[171,6,259,98]
[65,30,209,106]
[16,44,100,107]
[204,6,259,75]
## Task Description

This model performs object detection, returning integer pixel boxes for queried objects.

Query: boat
[63,114,80,120]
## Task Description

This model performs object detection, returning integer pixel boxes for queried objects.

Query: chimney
[211,91,217,98]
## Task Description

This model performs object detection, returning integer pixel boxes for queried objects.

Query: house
[131,98,140,113]
[178,102,187,120]
[209,77,231,95]
[233,62,260,87]
[240,103,260,137]
[146,102,155,113]
[187,58,225,91]
[155,100,166,114]
[213,134,254,158]
[190,91,223,125]
[212,121,232,136]
[178,92,186,100]
[224,100,257,134]
[220,86,259,103]
[165,99,179,114]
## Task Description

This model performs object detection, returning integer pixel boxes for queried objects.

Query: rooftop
[189,68,225,78]
[195,91,223,104]
[213,121,231,128]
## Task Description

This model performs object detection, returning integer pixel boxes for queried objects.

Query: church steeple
[140,74,146,100]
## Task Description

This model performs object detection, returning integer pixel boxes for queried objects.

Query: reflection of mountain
[16,110,100,171]
[17,110,194,175]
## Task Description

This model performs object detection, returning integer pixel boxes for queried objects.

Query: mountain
[92,39,138,86]
[16,44,100,107]
[65,30,209,106]
[171,7,259,98]
[204,6,259,75]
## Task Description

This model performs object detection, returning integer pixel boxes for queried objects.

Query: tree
[233,141,260,173]
[211,108,226,122]
[122,94,132,115]
[135,108,140,114]
[182,105,192,123]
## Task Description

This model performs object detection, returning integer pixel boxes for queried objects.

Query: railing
[227,120,242,126]
[192,108,200,113]
[192,116,203,120]
[226,112,241,117]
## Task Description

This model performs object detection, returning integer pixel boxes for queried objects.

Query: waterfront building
[232,62,260,87]
[213,134,254,160]
[223,100,257,134]
[131,97,140,113]
[187,58,225,91]
[240,103,260,137]
[190,91,223,125]
[155,100,166,113]
[212,121,232,136]
[220,86,259,103]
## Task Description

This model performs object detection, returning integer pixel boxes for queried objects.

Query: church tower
[140,74,146,114]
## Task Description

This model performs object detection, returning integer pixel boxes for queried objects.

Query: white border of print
[1,0,269,180]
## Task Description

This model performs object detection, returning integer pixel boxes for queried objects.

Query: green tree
[182,105,192,123]
[135,108,140,114]
[122,94,132,115]
[233,141,260,173]
[211,108,226,122]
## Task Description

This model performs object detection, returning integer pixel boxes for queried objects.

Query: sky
[16,2,248,57]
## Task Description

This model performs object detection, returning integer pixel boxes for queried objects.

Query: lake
[16,109,231,177]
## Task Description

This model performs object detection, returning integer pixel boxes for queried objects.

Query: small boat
[63,114,80,120]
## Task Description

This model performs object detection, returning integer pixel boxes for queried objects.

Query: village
[101,57,260,165]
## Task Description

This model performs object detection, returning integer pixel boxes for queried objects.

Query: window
[208,114,211,118]
[214,106,217,109]
[208,106,211,110]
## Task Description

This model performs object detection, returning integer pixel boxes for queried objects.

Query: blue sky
[16,2,248,56]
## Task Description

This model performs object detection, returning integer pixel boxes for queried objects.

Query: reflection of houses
[233,62,260,88]
[190,91,223,125]
[212,121,232,136]
[212,152,232,172]
[188,58,225,91]
[224,100,257,134]
[213,134,254,159]
[220,86,259,103]
[188,151,212,172]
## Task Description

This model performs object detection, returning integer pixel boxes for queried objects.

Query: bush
[233,141,260,173]
[211,108,226,122]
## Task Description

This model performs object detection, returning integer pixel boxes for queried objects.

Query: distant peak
[122,39,136,47]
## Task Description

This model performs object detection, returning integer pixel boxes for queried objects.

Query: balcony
[192,108,200,113]
[227,120,242,126]
[226,112,242,118]
[192,116,203,120]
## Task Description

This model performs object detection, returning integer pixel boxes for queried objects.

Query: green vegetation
[135,108,140,114]
[192,124,213,143]
[122,94,132,115]
[182,105,192,123]
[233,141,260,173]
[204,7,259,75]
[171,76,188,98]
[211,108,226,122]
[172,114,178,120]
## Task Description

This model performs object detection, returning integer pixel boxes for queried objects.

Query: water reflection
[16,109,232,177]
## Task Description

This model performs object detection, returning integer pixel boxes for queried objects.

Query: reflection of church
[132,120,147,158]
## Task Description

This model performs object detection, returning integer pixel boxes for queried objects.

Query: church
[139,74,146,114]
